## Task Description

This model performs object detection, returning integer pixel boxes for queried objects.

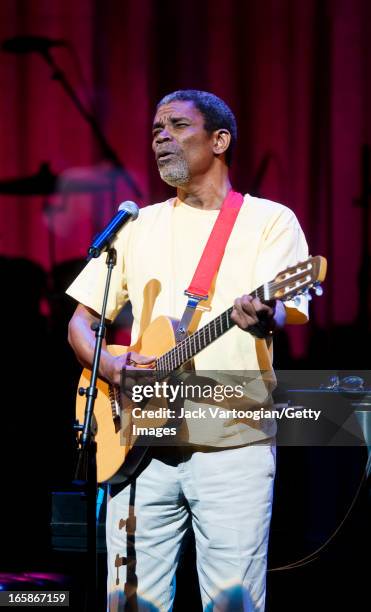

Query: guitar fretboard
[155,286,265,378]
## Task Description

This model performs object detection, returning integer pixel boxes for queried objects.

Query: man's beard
[158,155,190,187]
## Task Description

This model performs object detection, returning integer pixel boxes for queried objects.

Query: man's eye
[175,123,188,128]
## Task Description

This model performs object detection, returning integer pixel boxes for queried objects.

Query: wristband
[248,319,275,339]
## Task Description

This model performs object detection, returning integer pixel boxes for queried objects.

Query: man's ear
[213,129,231,157]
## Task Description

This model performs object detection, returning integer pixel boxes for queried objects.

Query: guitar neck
[155,286,264,378]
[154,254,327,379]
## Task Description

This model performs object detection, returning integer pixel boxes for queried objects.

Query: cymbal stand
[40,48,142,200]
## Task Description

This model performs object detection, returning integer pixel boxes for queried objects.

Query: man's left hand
[231,295,277,338]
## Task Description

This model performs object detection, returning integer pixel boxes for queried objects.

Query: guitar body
[75,316,179,484]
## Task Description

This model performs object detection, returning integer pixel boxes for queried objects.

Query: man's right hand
[68,304,156,394]
[105,351,156,396]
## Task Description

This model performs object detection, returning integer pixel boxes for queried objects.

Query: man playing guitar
[67,90,310,611]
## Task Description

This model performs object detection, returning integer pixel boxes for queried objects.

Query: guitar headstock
[270,255,327,302]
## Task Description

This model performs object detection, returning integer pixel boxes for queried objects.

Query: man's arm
[68,304,155,386]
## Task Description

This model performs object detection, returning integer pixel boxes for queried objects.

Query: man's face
[152,100,215,187]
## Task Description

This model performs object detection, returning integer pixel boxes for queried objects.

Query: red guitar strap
[176,189,244,342]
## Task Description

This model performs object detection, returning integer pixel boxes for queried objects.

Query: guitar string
[156,307,233,378]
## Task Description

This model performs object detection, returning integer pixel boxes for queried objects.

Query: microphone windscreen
[118,201,139,220]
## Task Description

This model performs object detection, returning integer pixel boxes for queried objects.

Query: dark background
[0,1,370,610]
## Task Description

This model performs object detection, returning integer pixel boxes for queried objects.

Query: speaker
[51,490,106,552]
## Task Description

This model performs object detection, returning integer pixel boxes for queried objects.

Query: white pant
[107,443,276,612]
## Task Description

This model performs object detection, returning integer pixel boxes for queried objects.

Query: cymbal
[0,162,113,195]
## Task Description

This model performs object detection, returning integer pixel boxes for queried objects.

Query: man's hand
[104,351,156,397]
[231,295,277,338]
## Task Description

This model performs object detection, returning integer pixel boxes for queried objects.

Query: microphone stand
[40,48,142,199]
[74,247,117,612]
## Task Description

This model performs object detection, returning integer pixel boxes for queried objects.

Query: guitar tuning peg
[314,285,323,296]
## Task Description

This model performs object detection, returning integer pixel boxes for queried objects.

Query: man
[67,90,308,611]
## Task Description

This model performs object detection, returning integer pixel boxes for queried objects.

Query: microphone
[87,201,139,261]
[2,35,66,54]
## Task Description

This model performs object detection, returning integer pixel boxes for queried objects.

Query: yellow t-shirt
[67,194,308,446]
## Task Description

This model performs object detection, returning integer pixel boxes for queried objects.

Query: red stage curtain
[0,0,370,356]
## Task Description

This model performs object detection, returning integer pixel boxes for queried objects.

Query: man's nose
[155,128,172,143]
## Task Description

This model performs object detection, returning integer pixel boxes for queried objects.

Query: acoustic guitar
[76,255,327,483]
